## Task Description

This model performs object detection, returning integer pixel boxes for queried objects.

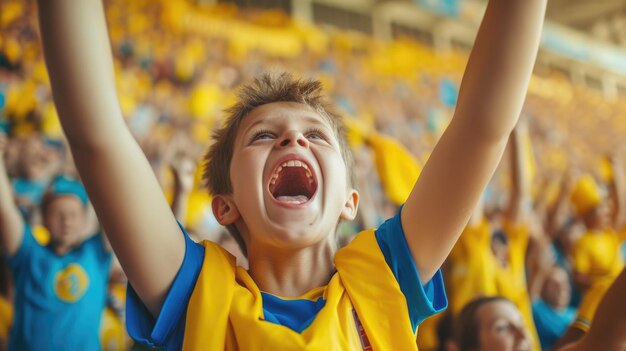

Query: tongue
[276,195,309,204]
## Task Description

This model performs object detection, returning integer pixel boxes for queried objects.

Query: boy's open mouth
[268,159,317,205]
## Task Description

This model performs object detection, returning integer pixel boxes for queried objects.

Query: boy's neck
[247,239,335,297]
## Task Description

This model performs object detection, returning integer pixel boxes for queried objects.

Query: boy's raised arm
[0,133,24,257]
[37,0,184,317]
[402,0,547,283]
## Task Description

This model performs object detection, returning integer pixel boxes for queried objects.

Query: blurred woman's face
[542,267,571,309]
[475,300,532,351]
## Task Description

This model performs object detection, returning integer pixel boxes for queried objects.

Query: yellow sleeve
[572,277,613,332]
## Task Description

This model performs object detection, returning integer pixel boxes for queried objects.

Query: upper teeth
[270,160,314,185]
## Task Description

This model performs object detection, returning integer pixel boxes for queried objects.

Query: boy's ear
[340,189,359,221]
[211,195,240,225]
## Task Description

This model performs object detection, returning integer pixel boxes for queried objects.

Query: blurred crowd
[1,0,625,350]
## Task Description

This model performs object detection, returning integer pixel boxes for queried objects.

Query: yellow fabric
[32,225,50,246]
[572,230,624,286]
[368,133,421,206]
[183,229,419,350]
[344,117,371,149]
[101,283,129,350]
[100,308,126,351]
[415,312,442,350]
[572,276,613,332]
[0,296,13,340]
[185,190,212,230]
[41,102,63,139]
[1,1,23,26]
[570,174,602,215]
[599,157,613,183]
[447,219,498,315]
[495,222,540,351]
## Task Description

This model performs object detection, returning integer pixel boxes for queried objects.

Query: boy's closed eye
[304,128,329,142]
[248,128,330,144]
[493,321,512,334]
[249,130,276,143]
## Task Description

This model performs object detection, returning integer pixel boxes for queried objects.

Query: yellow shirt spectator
[572,230,625,286]
[447,219,498,315]
[495,222,540,351]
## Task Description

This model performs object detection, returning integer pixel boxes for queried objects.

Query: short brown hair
[203,72,355,255]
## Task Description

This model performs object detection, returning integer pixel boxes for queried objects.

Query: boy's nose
[278,131,309,148]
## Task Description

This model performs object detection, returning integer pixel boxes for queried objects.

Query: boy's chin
[260,221,332,244]
[265,197,320,220]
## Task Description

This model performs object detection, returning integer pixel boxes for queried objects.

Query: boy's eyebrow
[242,119,267,136]
[301,114,329,127]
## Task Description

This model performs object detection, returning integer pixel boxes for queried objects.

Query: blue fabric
[261,293,326,333]
[50,176,88,205]
[127,209,448,348]
[12,177,49,207]
[5,225,112,351]
[375,207,448,332]
[532,299,576,350]
[126,223,204,351]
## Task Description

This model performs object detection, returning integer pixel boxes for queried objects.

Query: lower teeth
[276,195,309,203]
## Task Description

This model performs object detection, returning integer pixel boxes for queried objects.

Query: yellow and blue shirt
[127,210,448,350]
[5,225,112,351]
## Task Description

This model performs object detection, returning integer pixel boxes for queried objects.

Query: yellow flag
[368,133,421,205]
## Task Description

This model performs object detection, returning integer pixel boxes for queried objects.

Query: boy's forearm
[454,0,546,139]
[37,0,126,149]
[0,157,25,256]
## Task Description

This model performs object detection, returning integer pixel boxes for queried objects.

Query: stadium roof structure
[222,0,626,96]
[546,0,626,48]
